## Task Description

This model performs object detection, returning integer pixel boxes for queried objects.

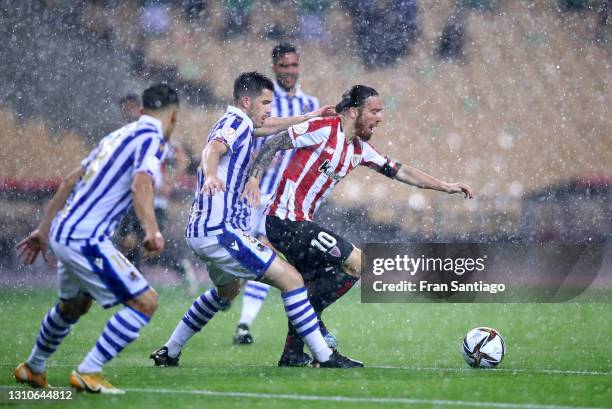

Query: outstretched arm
[394,165,475,198]
[241,131,294,206]
[254,105,336,137]
[16,166,84,264]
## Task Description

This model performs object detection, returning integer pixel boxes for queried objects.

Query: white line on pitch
[368,365,612,376]
[1,361,609,376]
[125,387,610,409]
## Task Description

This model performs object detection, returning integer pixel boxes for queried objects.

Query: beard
[277,74,298,91]
[355,114,373,141]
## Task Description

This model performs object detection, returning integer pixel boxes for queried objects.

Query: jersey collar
[226,105,254,130]
[138,114,164,137]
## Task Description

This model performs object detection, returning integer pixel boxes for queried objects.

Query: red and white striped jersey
[266,116,400,222]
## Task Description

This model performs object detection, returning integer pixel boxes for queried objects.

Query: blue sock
[282,287,332,362]
[77,307,149,373]
[27,304,78,373]
[165,288,222,357]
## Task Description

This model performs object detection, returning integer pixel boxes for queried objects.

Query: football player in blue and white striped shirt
[14,84,179,394]
[151,72,359,368]
[233,44,321,348]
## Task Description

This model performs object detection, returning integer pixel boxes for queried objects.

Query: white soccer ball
[461,327,506,368]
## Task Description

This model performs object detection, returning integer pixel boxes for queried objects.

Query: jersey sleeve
[360,142,401,179]
[132,136,166,182]
[288,118,331,149]
[209,119,249,152]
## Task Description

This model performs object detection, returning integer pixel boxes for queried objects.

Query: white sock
[78,307,149,373]
[165,288,222,358]
[282,287,332,362]
[238,281,270,326]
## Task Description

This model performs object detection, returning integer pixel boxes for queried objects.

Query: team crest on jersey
[351,154,361,167]
[329,246,342,258]
[220,128,237,143]
[292,122,309,135]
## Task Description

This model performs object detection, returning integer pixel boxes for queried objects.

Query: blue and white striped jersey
[254,81,319,196]
[186,106,255,237]
[52,115,166,244]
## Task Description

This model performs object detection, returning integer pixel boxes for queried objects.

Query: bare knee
[283,265,304,290]
[217,279,241,302]
[342,247,362,278]
[261,258,304,292]
[126,288,158,317]
[59,295,93,320]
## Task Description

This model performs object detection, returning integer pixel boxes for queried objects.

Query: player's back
[52,115,166,245]
[186,106,254,237]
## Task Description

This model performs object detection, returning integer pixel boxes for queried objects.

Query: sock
[282,287,332,363]
[283,268,359,353]
[282,323,304,354]
[27,304,78,373]
[308,268,359,313]
[77,307,149,373]
[165,288,222,357]
[238,281,270,326]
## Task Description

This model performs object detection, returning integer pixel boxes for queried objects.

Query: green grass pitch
[1,286,610,409]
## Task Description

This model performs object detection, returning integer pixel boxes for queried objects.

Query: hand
[201,175,226,196]
[142,231,164,259]
[307,105,337,119]
[446,182,475,199]
[16,229,50,265]
[241,176,261,207]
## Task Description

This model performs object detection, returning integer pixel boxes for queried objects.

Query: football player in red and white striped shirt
[242,85,475,366]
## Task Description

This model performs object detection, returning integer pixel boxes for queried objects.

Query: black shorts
[115,207,167,241]
[265,215,354,277]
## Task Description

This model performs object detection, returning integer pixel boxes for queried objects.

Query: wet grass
[1,287,611,408]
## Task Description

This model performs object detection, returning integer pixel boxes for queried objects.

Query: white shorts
[249,194,273,238]
[50,238,150,308]
[186,226,276,287]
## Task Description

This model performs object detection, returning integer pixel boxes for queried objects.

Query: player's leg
[152,279,238,365]
[14,287,91,389]
[234,280,270,344]
[266,216,361,365]
[304,247,361,329]
[72,288,157,394]
[260,254,362,368]
[341,246,362,278]
[306,265,359,339]
[303,247,362,347]
[150,234,240,366]
[63,240,156,394]
[234,203,271,344]
[278,265,358,365]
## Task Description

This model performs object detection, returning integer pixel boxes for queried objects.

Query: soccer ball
[461,327,505,368]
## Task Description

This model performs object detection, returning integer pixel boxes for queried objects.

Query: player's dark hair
[335,85,379,113]
[233,71,274,101]
[142,84,179,110]
[119,93,140,106]
[272,43,298,64]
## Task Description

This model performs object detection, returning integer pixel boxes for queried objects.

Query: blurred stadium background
[0,0,610,277]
